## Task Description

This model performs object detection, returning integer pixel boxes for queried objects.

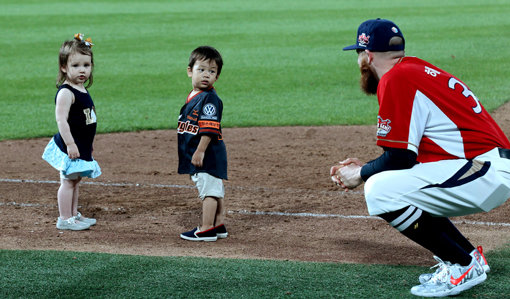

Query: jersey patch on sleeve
[377,116,392,137]
[201,103,218,120]
[198,120,220,129]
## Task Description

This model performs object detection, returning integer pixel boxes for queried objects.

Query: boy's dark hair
[188,46,223,77]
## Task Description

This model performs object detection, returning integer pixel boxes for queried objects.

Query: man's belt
[498,148,510,159]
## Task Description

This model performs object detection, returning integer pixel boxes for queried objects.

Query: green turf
[1,245,509,298]
[1,0,510,140]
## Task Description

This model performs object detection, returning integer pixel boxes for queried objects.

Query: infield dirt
[1,103,510,266]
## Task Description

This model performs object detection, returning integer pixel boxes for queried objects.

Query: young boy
[178,46,228,242]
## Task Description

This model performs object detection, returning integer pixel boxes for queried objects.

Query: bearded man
[331,18,510,297]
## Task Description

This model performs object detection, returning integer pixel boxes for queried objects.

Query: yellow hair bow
[74,33,94,47]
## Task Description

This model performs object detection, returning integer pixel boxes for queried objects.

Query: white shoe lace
[65,217,77,224]
[428,256,451,284]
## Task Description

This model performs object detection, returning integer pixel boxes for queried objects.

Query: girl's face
[187,59,219,91]
[61,52,92,87]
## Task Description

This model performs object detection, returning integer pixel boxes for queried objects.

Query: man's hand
[330,158,364,190]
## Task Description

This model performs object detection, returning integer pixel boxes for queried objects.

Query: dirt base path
[1,104,510,266]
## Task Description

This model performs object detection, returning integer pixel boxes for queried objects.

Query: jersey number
[83,108,95,125]
[448,78,482,114]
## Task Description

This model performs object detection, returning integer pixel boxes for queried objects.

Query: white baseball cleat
[411,256,486,297]
[471,246,490,273]
[418,247,489,284]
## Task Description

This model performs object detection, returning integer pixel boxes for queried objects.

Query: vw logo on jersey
[203,103,216,116]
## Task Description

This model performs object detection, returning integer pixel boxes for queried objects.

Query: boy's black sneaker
[180,226,217,242]
[214,224,228,239]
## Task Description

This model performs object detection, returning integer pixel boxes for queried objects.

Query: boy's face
[187,58,219,91]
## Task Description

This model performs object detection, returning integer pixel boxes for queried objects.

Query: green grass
[1,246,509,298]
[1,0,510,139]
[2,0,510,298]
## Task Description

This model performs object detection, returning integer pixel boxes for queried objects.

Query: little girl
[42,33,101,231]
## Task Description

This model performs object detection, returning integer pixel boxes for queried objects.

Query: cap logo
[391,27,398,33]
[358,33,370,47]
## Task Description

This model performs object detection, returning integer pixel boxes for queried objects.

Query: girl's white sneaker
[56,217,90,231]
[74,212,96,226]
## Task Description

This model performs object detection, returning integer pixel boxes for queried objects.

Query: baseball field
[1,0,510,298]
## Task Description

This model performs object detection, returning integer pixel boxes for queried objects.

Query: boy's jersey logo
[177,120,199,135]
[203,103,216,116]
[377,116,392,137]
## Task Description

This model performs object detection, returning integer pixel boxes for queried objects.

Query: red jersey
[376,57,510,163]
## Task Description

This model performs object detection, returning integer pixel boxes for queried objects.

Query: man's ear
[187,66,193,78]
[366,50,374,64]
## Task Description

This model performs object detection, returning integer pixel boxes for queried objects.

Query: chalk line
[2,178,510,227]
[0,178,361,195]
[229,210,510,227]
[0,178,194,189]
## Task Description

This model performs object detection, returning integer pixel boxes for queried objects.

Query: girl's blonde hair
[56,38,94,88]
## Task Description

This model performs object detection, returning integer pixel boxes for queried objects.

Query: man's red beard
[359,58,379,95]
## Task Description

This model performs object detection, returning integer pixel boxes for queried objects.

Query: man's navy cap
[343,18,405,52]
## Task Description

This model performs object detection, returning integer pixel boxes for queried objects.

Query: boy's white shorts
[191,172,224,200]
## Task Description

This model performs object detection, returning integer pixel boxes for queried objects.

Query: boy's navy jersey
[177,88,227,180]
[53,84,97,162]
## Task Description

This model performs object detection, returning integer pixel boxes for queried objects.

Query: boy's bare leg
[215,197,225,226]
[201,197,217,231]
